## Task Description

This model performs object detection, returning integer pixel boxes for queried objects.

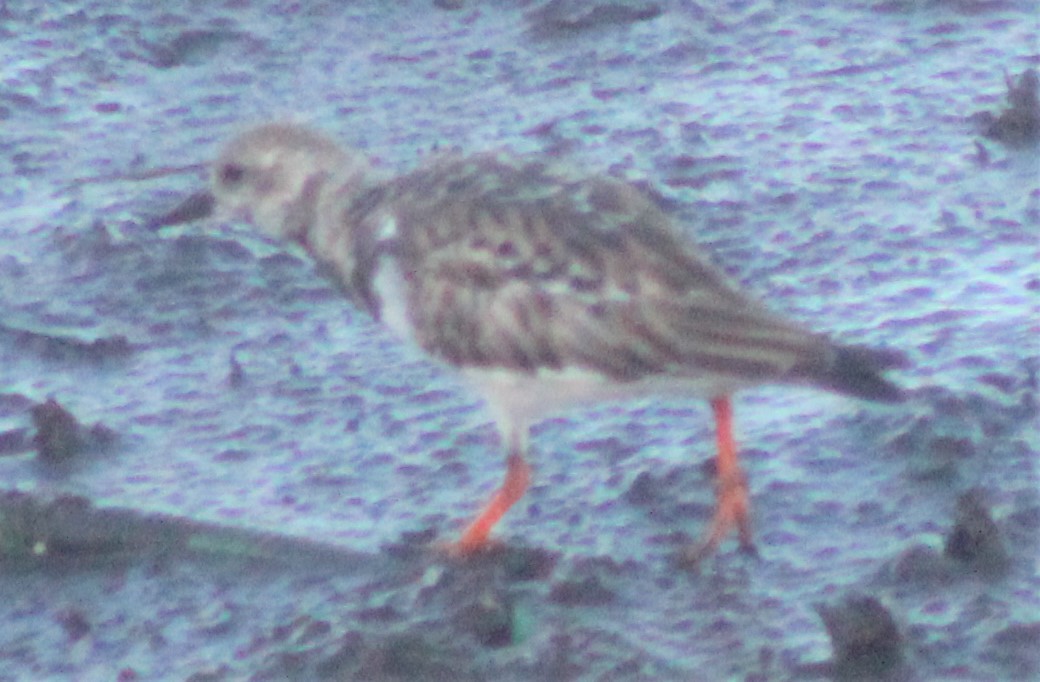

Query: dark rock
[526,0,663,39]
[55,607,91,642]
[359,633,455,680]
[816,595,903,675]
[980,69,1040,147]
[986,622,1040,680]
[139,30,235,69]
[624,470,658,505]
[888,544,956,586]
[0,428,31,456]
[381,527,439,560]
[549,573,615,606]
[314,632,364,679]
[944,489,1010,575]
[30,398,116,465]
[228,350,246,388]
[454,590,516,647]
[184,666,231,682]
[498,544,558,581]
[31,398,88,464]
[4,325,133,363]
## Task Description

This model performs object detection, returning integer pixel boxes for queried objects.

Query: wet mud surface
[0,1,1037,679]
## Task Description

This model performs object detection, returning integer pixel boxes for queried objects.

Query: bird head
[211,123,370,243]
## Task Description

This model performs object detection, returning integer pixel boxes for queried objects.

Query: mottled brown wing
[386,153,827,386]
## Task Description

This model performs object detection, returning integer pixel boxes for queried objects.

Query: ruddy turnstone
[190,122,904,563]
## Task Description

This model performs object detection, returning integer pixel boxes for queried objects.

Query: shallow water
[0,1,1037,679]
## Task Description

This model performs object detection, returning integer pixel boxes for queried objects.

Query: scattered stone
[454,589,517,647]
[0,427,31,456]
[549,573,615,606]
[944,489,1010,575]
[31,399,89,463]
[137,30,236,69]
[409,538,556,581]
[314,632,364,679]
[358,633,455,680]
[1,324,133,363]
[624,470,659,505]
[228,350,246,388]
[531,633,585,680]
[382,527,439,561]
[816,595,904,676]
[497,544,559,581]
[986,622,1040,679]
[887,543,956,586]
[526,0,663,39]
[30,398,116,465]
[184,666,231,682]
[195,600,237,637]
[977,68,1040,147]
[55,607,92,642]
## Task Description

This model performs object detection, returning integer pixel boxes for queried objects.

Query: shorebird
[182,122,904,564]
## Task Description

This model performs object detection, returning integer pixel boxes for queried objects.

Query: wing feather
[378,153,829,387]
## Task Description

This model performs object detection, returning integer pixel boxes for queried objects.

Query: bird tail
[814,343,907,403]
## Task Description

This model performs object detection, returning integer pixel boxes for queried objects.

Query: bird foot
[676,470,756,569]
[432,535,508,560]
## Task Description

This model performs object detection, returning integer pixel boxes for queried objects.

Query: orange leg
[682,396,755,565]
[449,448,531,555]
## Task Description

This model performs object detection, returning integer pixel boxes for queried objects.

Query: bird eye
[219,163,245,186]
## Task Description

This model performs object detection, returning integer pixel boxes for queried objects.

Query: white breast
[462,364,740,435]
[370,255,415,344]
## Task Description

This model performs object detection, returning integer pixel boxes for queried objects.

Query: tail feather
[818,344,907,403]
